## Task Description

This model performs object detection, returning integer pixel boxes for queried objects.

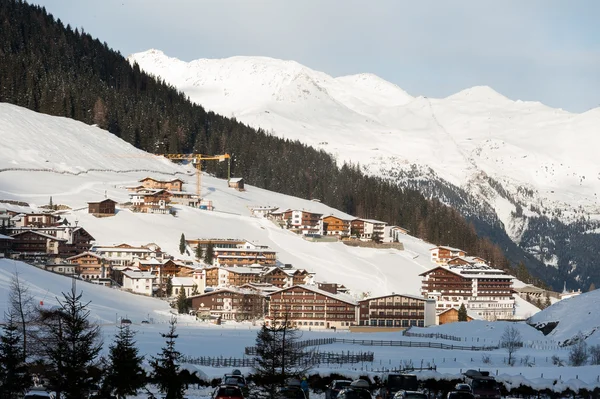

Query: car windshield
[217,387,242,397]
[225,376,245,385]
[472,380,497,390]
[405,394,427,399]
[335,382,352,389]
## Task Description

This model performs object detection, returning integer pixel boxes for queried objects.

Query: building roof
[229,177,244,183]
[270,284,358,305]
[87,199,118,204]
[66,251,106,261]
[188,286,257,300]
[360,293,431,303]
[171,277,196,286]
[0,233,14,240]
[139,177,183,183]
[10,230,67,241]
[354,218,386,225]
[122,270,156,279]
[430,245,466,253]
[420,265,514,280]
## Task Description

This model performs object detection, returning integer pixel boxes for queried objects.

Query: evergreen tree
[0,316,32,398]
[176,286,188,314]
[178,233,186,255]
[166,277,173,297]
[191,284,199,296]
[457,304,468,322]
[149,318,186,399]
[104,324,146,399]
[49,196,53,210]
[204,243,214,265]
[544,294,552,309]
[195,245,203,261]
[39,286,102,399]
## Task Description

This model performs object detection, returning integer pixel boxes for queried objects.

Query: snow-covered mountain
[128,50,600,288]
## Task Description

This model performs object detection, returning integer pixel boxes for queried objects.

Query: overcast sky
[30,0,600,112]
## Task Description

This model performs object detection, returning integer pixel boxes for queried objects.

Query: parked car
[24,389,56,399]
[326,380,353,399]
[454,384,471,393]
[120,318,132,325]
[393,391,427,399]
[379,374,418,399]
[446,392,475,399]
[337,379,372,399]
[212,384,245,399]
[224,370,248,395]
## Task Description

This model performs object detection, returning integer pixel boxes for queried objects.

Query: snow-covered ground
[128,49,600,233]
[2,103,600,395]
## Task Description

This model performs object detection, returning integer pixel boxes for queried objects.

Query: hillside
[128,49,600,290]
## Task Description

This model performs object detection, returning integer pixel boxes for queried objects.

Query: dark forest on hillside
[0,0,549,285]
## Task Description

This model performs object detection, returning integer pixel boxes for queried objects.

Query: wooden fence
[182,351,374,368]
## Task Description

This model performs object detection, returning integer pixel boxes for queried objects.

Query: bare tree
[500,324,522,366]
[568,332,588,366]
[589,344,600,365]
[9,272,37,360]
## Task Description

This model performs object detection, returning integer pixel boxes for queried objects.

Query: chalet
[437,307,475,325]
[189,288,265,321]
[447,256,488,266]
[420,264,515,320]
[139,177,184,192]
[266,285,358,330]
[92,243,164,266]
[14,213,60,228]
[315,282,350,295]
[321,215,351,237]
[240,282,280,295]
[169,191,200,207]
[125,185,145,192]
[358,293,436,328]
[350,218,387,241]
[67,252,109,280]
[385,226,410,243]
[122,270,157,296]
[430,246,467,265]
[44,263,77,276]
[212,242,277,267]
[204,266,262,288]
[248,205,279,218]
[87,199,118,217]
[171,277,198,298]
[10,230,65,257]
[276,209,323,235]
[57,227,95,258]
[0,233,13,257]
[129,189,172,214]
[228,177,245,191]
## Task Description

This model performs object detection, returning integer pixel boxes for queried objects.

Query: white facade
[248,205,279,218]
[122,270,156,296]
[92,245,163,266]
[171,277,198,297]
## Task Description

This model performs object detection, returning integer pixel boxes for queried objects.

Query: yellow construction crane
[164,153,230,196]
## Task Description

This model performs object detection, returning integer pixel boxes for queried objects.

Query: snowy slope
[128,50,600,239]
[527,289,600,345]
[0,102,436,299]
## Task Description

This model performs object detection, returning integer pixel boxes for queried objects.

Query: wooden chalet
[358,293,435,328]
[228,178,245,191]
[266,285,358,330]
[87,199,117,217]
[204,266,262,288]
[0,233,13,257]
[189,288,265,321]
[350,218,386,241]
[438,307,475,325]
[10,230,65,257]
[44,263,77,276]
[430,246,467,265]
[139,177,184,192]
[129,189,172,214]
[67,252,109,280]
[321,215,351,237]
[16,213,60,228]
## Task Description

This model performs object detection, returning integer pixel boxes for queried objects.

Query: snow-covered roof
[430,245,465,252]
[0,233,14,240]
[171,276,195,286]
[354,218,386,225]
[229,178,243,183]
[122,270,156,279]
[420,265,514,280]
[66,251,105,261]
[360,292,431,302]
[270,284,358,305]
[11,230,67,241]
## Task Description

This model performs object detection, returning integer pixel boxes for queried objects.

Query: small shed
[437,307,474,325]
[228,177,245,191]
[87,199,117,217]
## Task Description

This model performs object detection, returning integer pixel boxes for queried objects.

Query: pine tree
[191,284,199,296]
[195,244,203,261]
[458,304,468,322]
[544,294,552,309]
[166,277,173,297]
[39,285,103,399]
[204,243,214,265]
[104,324,146,399]
[176,285,188,314]
[149,318,186,399]
[49,196,53,210]
[0,316,32,398]
[179,233,186,255]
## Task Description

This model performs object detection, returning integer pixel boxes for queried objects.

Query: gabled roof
[359,293,431,303]
[269,284,357,305]
[66,251,106,261]
[353,218,386,225]
[139,177,183,183]
[430,245,466,253]
[420,265,513,280]
[87,199,118,204]
[122,270,156,279]
[188,287,257,300]
[0,233,14,240]
[229,177,244,183]
[10,230,66,241]
[171,277,196,286]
